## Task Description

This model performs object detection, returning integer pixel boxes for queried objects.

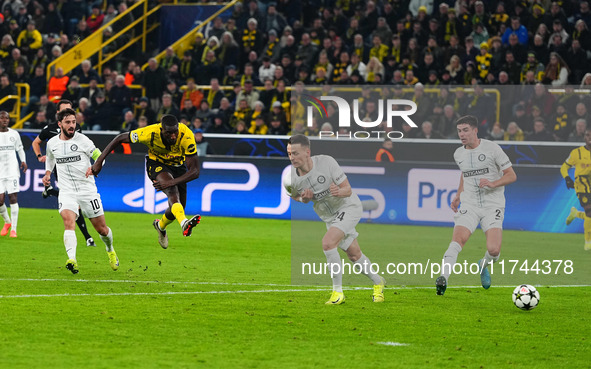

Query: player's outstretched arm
[91,133,131,176]
[153,153,201,191]
[560,161,575,189]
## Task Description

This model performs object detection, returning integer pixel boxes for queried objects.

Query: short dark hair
[288,134,310,148]
[161,114,178,127]
[455,115,479,128]
[57,108,76,122]
[57,99,72,111]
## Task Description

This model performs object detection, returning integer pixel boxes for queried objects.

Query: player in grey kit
[287,134,385,304]
[436,115,517,295]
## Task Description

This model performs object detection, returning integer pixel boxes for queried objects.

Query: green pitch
[0,209,589,368]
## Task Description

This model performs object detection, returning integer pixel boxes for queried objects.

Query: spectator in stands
[236,80,260,109]
[27,64,45,102]
[33,94,57,122]
[120,110,137,133]
[242,18,263,65]
[17,20,42,59]
[88,92,113,130]
[206,16,226,41]
[502,16,529,45]
[48,67,68,101]
[526,118,555,141]
[416,121,443,139]
[543,52,570,86]
[375,138,395,162]
[233,120,249,134]
[207,113,231,133]
[135,97,156,125]
[60,75,81,106]
[194,128,215,154]
[258,56,276,82]
[217,31,240,67]
[143,58,167,111]
[87,5,104,33]
[194,100,212,124]
[572,19,591,51]
[157,93,180,121]
[180,77,202,111]
[566,39,587,84]
[569,119,587,142]
[435,105,460,138]
[190,117,203,133]
[110,75,131,117]
[198,50,222,85]
[504,122,525,141]
[42,2,63,35]
[73,19,91,42]
[80,77,100,107]
[231,98,252,129]
[180,99,197,122]
[249,115,268,134]
[488,122,505,140]
[75,60,100,84]
[204,78,224,110]
[26,110,48,129]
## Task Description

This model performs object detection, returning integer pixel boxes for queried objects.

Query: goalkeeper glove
[565,176,575,189]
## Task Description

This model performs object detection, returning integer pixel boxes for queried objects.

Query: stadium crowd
[3,0,591,142]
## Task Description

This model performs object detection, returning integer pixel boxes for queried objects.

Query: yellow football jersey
[129,123,197,166]
[561,146,591,193]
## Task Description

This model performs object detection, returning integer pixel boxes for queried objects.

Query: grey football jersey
[292,155,361,222]
[0,128,23,179]
[46,132,98,194]
[454,139,512,208]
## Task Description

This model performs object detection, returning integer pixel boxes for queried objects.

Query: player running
[561,127,591,250]
[32,99,96,247]
[0,111,27,238]
[90,114,200,249]
[42,108,118,273]
[436,115,517,295]
[287,134,385,305]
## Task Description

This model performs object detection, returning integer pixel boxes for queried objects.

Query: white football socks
[354,253,382,284]
[442,241,462,280]
[0,204,10,223]
[64,230,77,261]
[100,227,114,252]
[324,248,343,293]
[10,203,18,232]
[482,250,500,270]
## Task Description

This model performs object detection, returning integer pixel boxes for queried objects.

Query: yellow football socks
[171,203,187,226]
[159,214,175,230]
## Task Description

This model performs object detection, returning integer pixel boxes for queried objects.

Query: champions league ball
[283,168,293,196]
[512,284,540,310]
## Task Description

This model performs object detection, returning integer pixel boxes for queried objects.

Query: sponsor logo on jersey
[463,168,489,177]
[0,145,13,150]
[56,155,81,164]
[314,188,331,200]
[155,166,162,172]
[187,144,196,153]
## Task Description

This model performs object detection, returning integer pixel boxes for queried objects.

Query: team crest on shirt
[70,144,78,151]
[9,136,15,142]
[478,154,486,161]
[317,175,326,184]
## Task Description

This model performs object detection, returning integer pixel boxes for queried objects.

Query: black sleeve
[38,126,51,141]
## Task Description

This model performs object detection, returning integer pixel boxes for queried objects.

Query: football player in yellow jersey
[89,115,201,249]
[561,128,591,250]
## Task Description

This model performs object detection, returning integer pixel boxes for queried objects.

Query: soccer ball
[283,168,293,196]
[512,284,540,310]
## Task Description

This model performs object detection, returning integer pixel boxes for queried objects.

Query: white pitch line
[0,278,589,289]
[376,342,410,347]
[0,288,332,299]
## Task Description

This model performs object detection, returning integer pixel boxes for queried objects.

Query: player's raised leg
[88,215,118,271]
[323,227,346,305]
[158,171,200,238]
[437,226,470,295]
[61,209,79,274]
[8,193,19,238]
[566,207,584,225]
[0,193,11,236]
[345,239,385,302]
